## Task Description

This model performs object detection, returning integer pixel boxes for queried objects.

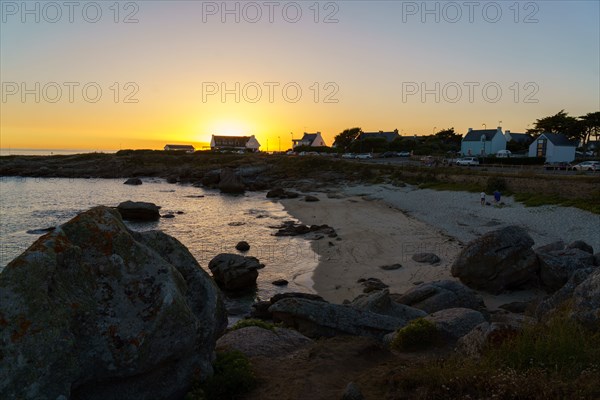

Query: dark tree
[333,127,362,151]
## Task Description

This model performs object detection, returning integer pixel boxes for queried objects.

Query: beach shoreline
[281,184,599,308]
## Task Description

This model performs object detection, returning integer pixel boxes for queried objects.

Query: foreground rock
[269,297,416,340]
[424,308,487,342]
[208,253,265,291]
[0,206,227,400]
[216,326,312,358]
[571,269,600,330]
[349,289,426,321]
[536,267,595,321]
[451,226,538,294]
[537,248,595,292]
[218,168,245,194]
[395,280,487,314]
[116,200,160,221]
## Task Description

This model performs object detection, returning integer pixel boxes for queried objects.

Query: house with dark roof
[357,129,400,143]
[164,144,195,153]
[460,127,506,156]
[292,132,327,148]
[505,131,533,145]
[210,135,260,152]
[528,133,577,162]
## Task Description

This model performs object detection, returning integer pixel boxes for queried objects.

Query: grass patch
[230,318,277,331]
[380,313,600,399]
[185,350,256,400]
[514,192,600,214]
[391,318,439,351]
[418,181,482,193]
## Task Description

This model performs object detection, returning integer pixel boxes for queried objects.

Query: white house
[164,144,195,153]
[461,127,506,156]
[210,135,260,152]
[528,133,577,162]
[292,132,327,148]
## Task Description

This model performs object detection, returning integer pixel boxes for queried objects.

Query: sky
[1,0,599,151]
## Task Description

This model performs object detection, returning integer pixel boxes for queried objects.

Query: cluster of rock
[271,221,337,239]
[0,207,227,400]
[2,210,597,400]
[451,225,598,295]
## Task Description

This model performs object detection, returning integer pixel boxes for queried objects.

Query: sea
[0,176,319,323]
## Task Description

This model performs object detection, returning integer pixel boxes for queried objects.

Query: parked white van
[496,150,512,158]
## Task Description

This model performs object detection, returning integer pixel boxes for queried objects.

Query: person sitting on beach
[480,192,486,206]
[493,190,501,203]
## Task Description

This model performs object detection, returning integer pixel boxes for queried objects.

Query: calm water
[0,177,318,320]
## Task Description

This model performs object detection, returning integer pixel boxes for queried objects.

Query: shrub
[231,318,276,331]
[391,318,439,351]
[485,176,508,193]
[186,350,256,400]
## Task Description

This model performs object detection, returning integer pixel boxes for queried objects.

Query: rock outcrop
[537,248,595,292]
[424,308,487,342]
[0,206,227,400]
[395,280,487,315]
[218,168,245,194]
[571,269,600,331]
[208,253,265,291]
[216,326,312,358]
[116,200,161,221]
[349,289,426,321]
[123,178,142,185]
[451,226,538,294]
[269,297,414,340]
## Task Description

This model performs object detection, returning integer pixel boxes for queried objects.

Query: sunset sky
[1,1,599,151]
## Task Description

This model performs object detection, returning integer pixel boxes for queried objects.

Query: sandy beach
[282,184,600,308]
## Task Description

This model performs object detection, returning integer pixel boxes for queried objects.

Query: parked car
[397,151,411,157]
[341,153,355,159]
[544,162,572,171]
[496,150,512,158]
[571,161,600,171]
[355,153,373,160]
[381,151,398,158]
[455,157,480,166]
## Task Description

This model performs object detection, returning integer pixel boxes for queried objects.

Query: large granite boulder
[537,248,595,292]
[218,168,245,194]
[395,280,487,315]
[536,267,595,321]
[451,226,538,294]
[269,298,411,340]
[208,253,265,291]
[424,308,487,342]
[116,200,160,221]
[216,326,312,358]
[0,206,227,400]
[571,269,600,331]
[349,289,426,321]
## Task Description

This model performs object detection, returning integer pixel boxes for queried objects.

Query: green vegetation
[185,350,256,400]
[391,318,439,351]
[382,313,600,399]
[230,318,277,331]
[514,192,600,214]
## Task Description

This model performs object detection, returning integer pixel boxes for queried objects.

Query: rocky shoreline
[1,198,599,399]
